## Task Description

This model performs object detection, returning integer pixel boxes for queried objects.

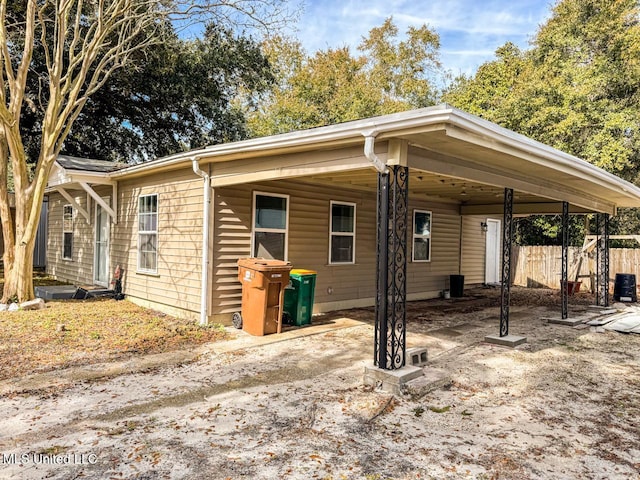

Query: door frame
[485,218,501,284]
[93,197,111,287]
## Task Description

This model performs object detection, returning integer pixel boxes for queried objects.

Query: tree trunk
[2,242,34,302]
[2,187,41,303]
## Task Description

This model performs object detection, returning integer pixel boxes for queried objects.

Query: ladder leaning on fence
[575,235,640,293]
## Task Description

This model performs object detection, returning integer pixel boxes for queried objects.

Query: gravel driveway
[1,294,639,479]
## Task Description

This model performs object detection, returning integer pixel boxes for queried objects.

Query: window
[63,205,73,260]
[252,192,288,260]
[138,194,158,273]
[329,201,356,264]
[412,210,432,262]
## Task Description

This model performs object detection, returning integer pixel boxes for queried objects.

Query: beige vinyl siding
[461,215,487,285]
[111,169,204,318]
[212,180,377,314]
[47,186,111,285]
[407,201,461,298]
[212,178,462,317]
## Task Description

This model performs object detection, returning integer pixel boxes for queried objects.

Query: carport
[284,105,640,369]
[202,104,640,371]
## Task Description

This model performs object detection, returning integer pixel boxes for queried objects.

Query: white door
[94,199,110,287]
[485,219,501,284]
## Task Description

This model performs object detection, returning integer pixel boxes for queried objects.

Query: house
[44,105,640,337]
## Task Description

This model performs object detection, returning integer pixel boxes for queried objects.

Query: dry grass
[0,299,229,381]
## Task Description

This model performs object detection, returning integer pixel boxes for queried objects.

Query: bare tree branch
[1,0,294,301]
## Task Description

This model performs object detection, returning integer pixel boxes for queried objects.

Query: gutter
[363,133,389,174]
[192,157,211,326]
[105,104,640,206]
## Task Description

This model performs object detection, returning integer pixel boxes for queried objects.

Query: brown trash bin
[237,258,292,336]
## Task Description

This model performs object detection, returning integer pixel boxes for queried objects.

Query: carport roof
[86,105,640,214]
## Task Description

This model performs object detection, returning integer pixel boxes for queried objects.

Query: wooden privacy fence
[512,246,640,291]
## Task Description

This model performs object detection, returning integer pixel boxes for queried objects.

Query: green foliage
[21,23,273,163]
[514,216,585,246]
[445,0,640,244]
[248,17,444,136]
[428,405,450,413]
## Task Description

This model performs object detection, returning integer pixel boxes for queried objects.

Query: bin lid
[290,269,317,275]
[237,257,292,272]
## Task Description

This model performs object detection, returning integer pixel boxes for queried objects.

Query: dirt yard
[0,287,639,479]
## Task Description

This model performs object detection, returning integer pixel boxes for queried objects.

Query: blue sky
[286,0,554,76]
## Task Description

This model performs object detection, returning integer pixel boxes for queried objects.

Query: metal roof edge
[93,104,640,207]
[443,106,640,203]
[110,105,453,179]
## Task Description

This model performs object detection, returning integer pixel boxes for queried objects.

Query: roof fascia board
[209,146,379,187]
[56,104,640,212]
[47,164,114,188]
[110,108,452,180]
[67,171,114,185]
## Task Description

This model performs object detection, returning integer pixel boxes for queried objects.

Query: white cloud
[289,0,551,74]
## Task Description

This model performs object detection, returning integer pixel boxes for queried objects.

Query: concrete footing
[543,316,586,326]
[484,334,527,347]
[404,368,451,398]
[363,364,423,395]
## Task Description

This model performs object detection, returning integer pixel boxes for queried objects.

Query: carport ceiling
[305,168,576,215]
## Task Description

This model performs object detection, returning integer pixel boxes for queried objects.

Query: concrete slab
[404,368,451,398]
[484,334,527,347]
[586,317,614,326]
[363,364,424,395]
[543,316,587,326]
[211,317,365,354]
[573,323,591,330]
[588,306,617,315]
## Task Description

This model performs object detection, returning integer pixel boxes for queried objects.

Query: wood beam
[78,181,117,223]
[56,187,90,224]
[461,203,592,216]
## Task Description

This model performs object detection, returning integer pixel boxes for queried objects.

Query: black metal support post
[561,201,569,319]
[500,188,514,337]
[597,213,610,307]
[374,166,409,370]
[375,173,389,368]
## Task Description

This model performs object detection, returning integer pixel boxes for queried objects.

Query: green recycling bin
[283,269,317,326]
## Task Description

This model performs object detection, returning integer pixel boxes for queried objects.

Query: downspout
[192,157,211,326]
[363,133,389,174]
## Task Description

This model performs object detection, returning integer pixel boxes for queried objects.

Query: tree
[23,23,273,163]
[248,17,444,136]
[0,0,288,302]
[444,0,640,244]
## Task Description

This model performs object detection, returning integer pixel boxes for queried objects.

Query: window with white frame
[252,192,288,260]
[412,210,432,262]
[62,204,73,260]
[138,194,158,272]
[329,201,356,264]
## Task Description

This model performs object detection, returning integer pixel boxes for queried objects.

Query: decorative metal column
[375,173,389,368]
[597,213,610,307]
[561,201,569,319]
[374,166,409,370]
[499,188,514,337]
